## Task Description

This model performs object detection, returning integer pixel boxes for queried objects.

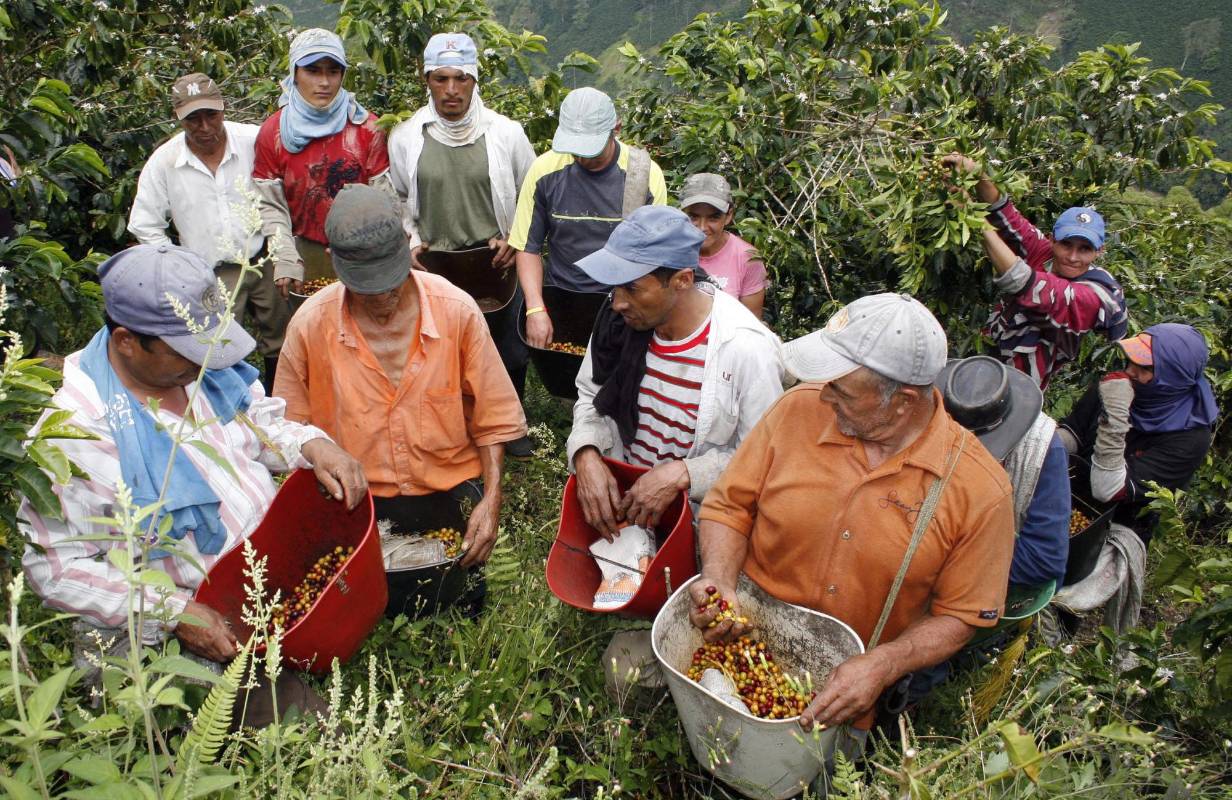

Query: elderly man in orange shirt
[275,184,526,602]
[692,293,1015,758]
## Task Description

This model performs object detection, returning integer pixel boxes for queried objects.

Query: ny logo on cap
[186,82,202,96]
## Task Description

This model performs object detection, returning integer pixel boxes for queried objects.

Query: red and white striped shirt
[19,351,328,642]
[627,318,711,468]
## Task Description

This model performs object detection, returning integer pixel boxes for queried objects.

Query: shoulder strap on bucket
[621,146,652,219]
[866,430,968,650]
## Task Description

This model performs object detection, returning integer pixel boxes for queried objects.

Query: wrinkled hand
[411,243,429,271]
[940,152,979,176]
[176,600,239,663]
[573,447,622,541]
[799,650,894,731]
[687,579,751,643]
[460,492,501,567]
[301,438,367,510]
[621,460,689,530]
[489,237,515,269]
[525,310,554,349]
[275,276,304,299]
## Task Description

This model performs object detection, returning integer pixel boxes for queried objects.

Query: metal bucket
[652,575,864,799]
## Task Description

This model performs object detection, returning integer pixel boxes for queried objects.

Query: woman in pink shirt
[680,172,768,318]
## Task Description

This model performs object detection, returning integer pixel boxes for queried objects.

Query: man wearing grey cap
[692,293,1014,749]
[274,185,526,583]
[509,87,667,349]
[19,244,364,716]
[128,72,290,393]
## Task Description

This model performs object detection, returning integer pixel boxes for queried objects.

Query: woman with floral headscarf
[1059,322,1219,542]
[253,28,392,295]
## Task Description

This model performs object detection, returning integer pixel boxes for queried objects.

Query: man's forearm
[697,519,749,589]
[870,614,973,683]
[515,250,546,308]
[982,227,1020,276]
[477,443,505,505]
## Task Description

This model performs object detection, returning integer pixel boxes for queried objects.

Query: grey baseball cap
[576,206,704,286]
[325,184,412,295]
[679,173,732,213]
[552,87,617,158]
[99,244,254,369]
[784,293,947,385]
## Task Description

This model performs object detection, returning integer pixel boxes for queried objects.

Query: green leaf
[147,654,223,685]
[62,783,145,800]
[107,548,133,573]
[138,568,177,590]
[28,440,73,485]
[1095,723,1154,746]
[996,721,1042,782]
[0,775,43,800]
[186,439,239,484]
[26,667,73,729]
[74,713,126,733]
[12,461,62,519]
[60,755,121,785]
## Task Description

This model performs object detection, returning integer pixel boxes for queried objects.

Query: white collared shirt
[127,120,264,265]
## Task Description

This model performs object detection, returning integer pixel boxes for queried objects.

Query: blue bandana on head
[79,327,260,559]
[277,29,368,154]
[1129,323,1219,434]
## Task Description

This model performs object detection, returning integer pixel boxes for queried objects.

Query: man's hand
[687,579,751,643]
[411,242,429,270]
[525,310,554,348]
[489,237,515,269]
[573,447,623,541]
[275,276,304,299]
[175,600,239,663]
[940,152,980,176]
[621,460,689,529]
[459,492,501,568]
[798,650,895,731]
[301,438,367,510]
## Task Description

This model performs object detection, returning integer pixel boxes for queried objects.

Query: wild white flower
[797,91,807,101]
[1157,92,1168,100]
[254,4,266,12]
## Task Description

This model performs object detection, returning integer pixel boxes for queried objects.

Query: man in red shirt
[253,28,392,296]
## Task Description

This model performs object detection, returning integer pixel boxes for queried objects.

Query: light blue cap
[423,32,478,71]
[291,28,349,69]
[1053,206,1105,249]
[576,206,705,286]
[552,87,617,158]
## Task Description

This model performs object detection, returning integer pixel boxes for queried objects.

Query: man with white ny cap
[509,87,668,349]
[692,292,1015,760]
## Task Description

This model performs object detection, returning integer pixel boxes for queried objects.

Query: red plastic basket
[193,469,385,673]
[546,457,696,619]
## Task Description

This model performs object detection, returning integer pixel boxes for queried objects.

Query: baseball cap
[1053,206,1105,249]
[325,184,412,295]
[171,73,224,120]
[99,244,254,369]
[936,356,1042,461]
[576,206,704,286]
[680,173,732,213]
[290,28,349,69]
[783,293,947,385]
[423,32,478,72]
[1117,332,1153,366]
[552,87,618,158]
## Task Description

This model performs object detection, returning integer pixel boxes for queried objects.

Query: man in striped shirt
[566,206,783,538]
[19,244,365,670]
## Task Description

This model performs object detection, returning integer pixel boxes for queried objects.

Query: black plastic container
[518,285,609,400]
[1065,459,1117,586]
[375,490,479,619]
[419,246,518,314]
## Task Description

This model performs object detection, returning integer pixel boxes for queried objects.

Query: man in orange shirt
[693,293,1015,752]
[274,185,526,593]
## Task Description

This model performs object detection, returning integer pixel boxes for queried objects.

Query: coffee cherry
[686,636,812,720]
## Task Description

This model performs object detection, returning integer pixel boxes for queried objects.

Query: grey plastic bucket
[651,575,864,800]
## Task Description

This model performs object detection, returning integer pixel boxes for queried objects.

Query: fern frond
[828,747,864,799]
[972,620,1032,725]
[178,643,251,768]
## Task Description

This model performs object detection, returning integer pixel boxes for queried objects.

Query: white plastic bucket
[652,575,864,799]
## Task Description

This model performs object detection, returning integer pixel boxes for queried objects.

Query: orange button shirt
[275,270,527,497]
[701,385,1015,682]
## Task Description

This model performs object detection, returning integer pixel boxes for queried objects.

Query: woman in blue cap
[942,153,1128,390]
[253,28,392,296]
[1058,322,1218,543]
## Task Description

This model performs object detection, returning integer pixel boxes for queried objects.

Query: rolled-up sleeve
[460,307,526,447]
[698,405,778,537]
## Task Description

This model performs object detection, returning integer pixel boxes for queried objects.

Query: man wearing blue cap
[254,28,392,294]
[19,245,364,698]
[942,153,1128,389]
[567,205,783,538]
[388,32,536,456]
[510,87,668,349]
